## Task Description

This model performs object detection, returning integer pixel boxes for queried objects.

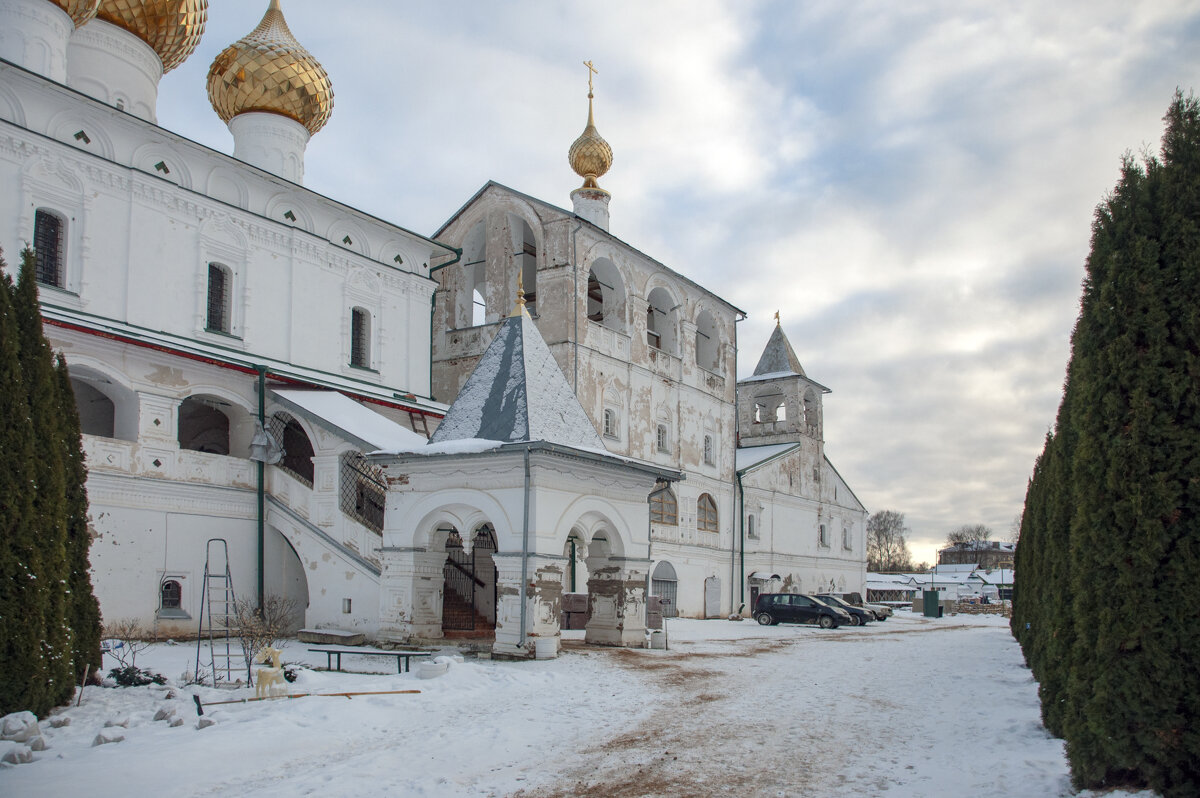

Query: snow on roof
[272,389,428,451]
[976,569,1015,585]
[866,573,920,589]
[931,563,978,574]
[429,308,605,450]
[736,442,800,472]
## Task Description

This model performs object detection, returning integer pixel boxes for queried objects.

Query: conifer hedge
[1013,92,1200,796]
[0,248,102,717]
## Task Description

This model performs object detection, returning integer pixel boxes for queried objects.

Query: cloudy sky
[157,1,1200,566]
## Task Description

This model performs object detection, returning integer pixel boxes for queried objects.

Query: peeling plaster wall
[737,449,867,600]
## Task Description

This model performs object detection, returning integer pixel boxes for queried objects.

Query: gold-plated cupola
[52,0,100,28]
[206,0,334,136]
[95,0,207,72]
[568,60,613,190]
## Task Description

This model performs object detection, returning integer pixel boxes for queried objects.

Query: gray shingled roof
[752,324,806,377]
[429,307,606,449]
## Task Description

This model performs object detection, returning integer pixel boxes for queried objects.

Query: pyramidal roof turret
[752,316,806,377]
[430,288,605,449]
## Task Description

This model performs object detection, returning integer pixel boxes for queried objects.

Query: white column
[492,552,566,659]
[584,556,650,647]
[229,112,310,184]
[0,0,74,82]
[377,547,444,643]
[571,187,611,231]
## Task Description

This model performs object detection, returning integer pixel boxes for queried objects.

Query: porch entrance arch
[652,561,678,618]
[442,524,498,633]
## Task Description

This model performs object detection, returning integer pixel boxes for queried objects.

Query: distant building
[937,540,1015,570]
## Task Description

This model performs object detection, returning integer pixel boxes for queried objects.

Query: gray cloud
[157,1,1200,565]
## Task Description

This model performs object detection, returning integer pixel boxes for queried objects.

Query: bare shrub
[102,619,152,668]
[234,595,299,670]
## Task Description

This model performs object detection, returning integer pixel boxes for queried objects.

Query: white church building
[0,0,866,657]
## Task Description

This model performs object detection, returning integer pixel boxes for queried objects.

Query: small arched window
[160,579,182,609]
[697,494,719,533]
[350,307,371,369]
[650,484,678,526]
[33,209,66,288]
[206,262,232,334]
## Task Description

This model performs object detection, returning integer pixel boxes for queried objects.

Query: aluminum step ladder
[195,539,246,688]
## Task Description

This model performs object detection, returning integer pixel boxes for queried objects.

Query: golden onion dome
[52,0,101,28]
[206,0,333,136]
[568,90,613,189]
[96,0,207,73]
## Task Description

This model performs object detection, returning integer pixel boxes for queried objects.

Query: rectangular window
[33,210,65,288]
[747,514,757,539]
[206,263,230,333]
[819,524,829,547]
[350,307,370,368]
[656,424,669,453]
[703,435,714,465]
[602,408,618,439]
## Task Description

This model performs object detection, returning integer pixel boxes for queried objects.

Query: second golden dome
[96,0,207,73]
[206,0,334,137]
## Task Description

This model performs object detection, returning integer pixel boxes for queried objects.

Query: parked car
[816,593,873,626]
[754,593,851,629]
[827,591,893,621]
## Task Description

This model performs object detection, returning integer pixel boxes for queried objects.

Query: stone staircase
[442,588,493,640]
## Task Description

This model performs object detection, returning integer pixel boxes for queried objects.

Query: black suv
[817,593,872,626]
[754,593,850,629]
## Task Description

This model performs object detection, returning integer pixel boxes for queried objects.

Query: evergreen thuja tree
[56,354,102,679]
[1011,433,1048,660]
[1063,92,1200,796]
[0,257,46,716]
[13,248,75,709]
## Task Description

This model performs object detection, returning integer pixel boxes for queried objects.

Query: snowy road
[2,612,1129,797]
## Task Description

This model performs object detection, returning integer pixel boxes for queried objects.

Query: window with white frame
[350,307,371,369]
[206,262,232,334]
[649,484,677,525]
[656,423,669,453]
[697,494,719,533]
[33,209,66,288]
[602,408,618,439]
[703,434,714,466]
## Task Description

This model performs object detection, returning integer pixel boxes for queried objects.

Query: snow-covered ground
[0,611,1158,797]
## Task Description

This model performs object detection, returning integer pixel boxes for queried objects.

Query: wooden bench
[308,646,432,674]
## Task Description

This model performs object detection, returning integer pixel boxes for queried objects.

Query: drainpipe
[427,246,463,401]
[256,365,267,610]
[518,446,532,648]
[570,219,583,392]
[732,311,746,614]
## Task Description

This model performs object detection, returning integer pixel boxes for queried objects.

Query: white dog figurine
[254,647,287,699]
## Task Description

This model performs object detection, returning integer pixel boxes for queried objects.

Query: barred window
[33,209,65,288]
[268,412,314,487]
[350,307,371,368]
[697,493,718,533]
[160,579,181,609]
[339,451,386,533]
[650,484,677,525]
[206,263,231,333]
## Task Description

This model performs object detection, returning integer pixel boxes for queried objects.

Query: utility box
[923,590,941,618]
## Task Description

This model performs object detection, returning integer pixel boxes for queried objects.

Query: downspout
[518,446,532,649]
[570,219,583,392]
[732,311,745,614]
[256,365,267,610]
[427,246,462,401]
